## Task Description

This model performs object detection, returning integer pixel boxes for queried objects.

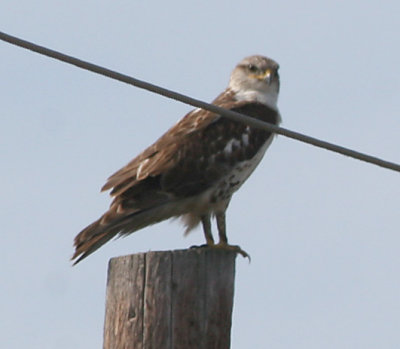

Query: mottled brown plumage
[72,55,281,264]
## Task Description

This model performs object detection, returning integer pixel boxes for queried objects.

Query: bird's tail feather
[72,200,188,264]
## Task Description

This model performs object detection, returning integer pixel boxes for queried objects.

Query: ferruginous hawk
[72,55,281,264]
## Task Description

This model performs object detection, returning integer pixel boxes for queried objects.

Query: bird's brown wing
[99,98,279,224]
[101,89,237,197]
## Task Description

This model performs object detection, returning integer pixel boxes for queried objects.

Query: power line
[1,30,399,173]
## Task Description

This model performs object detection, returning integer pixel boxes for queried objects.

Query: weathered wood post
[103,248,237,349]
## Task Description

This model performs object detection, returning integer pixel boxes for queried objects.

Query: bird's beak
[253,69,273,84]
[262,69,273,85]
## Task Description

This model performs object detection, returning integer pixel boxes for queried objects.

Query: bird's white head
[229,55,280,110]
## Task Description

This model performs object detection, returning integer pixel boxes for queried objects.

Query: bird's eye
[247,64,258,72]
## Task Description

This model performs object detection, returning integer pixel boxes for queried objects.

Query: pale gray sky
[1,1,400,348]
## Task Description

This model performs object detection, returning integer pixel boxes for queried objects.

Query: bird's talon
[190,243,250,261]
[190,243,214,250]
[231,245,251,262]
[190,244,205,249]
[212,243,251,261]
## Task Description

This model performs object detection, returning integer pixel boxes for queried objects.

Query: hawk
[72,55,281,264]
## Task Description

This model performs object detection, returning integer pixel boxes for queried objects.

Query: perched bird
[72,55,281,264]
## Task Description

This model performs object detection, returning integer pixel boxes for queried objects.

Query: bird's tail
[71,218,118,265]
[71,200,188,265]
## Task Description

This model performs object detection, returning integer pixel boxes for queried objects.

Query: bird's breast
[209,134,274,204]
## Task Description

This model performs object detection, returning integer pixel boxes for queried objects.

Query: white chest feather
[209,135,274,204]
[228,136,273,187]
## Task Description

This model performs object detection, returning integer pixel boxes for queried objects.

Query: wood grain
[103,248,236,349]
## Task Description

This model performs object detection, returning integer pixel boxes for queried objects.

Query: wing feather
[101,89,239,196]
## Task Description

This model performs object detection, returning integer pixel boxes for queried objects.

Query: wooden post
[103,248,237,349]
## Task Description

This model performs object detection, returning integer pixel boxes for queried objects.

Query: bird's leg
[201,213,215,246]
[215,212,250,260]
[216,212,228,244]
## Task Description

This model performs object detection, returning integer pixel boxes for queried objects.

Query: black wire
[1,30,399,173]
